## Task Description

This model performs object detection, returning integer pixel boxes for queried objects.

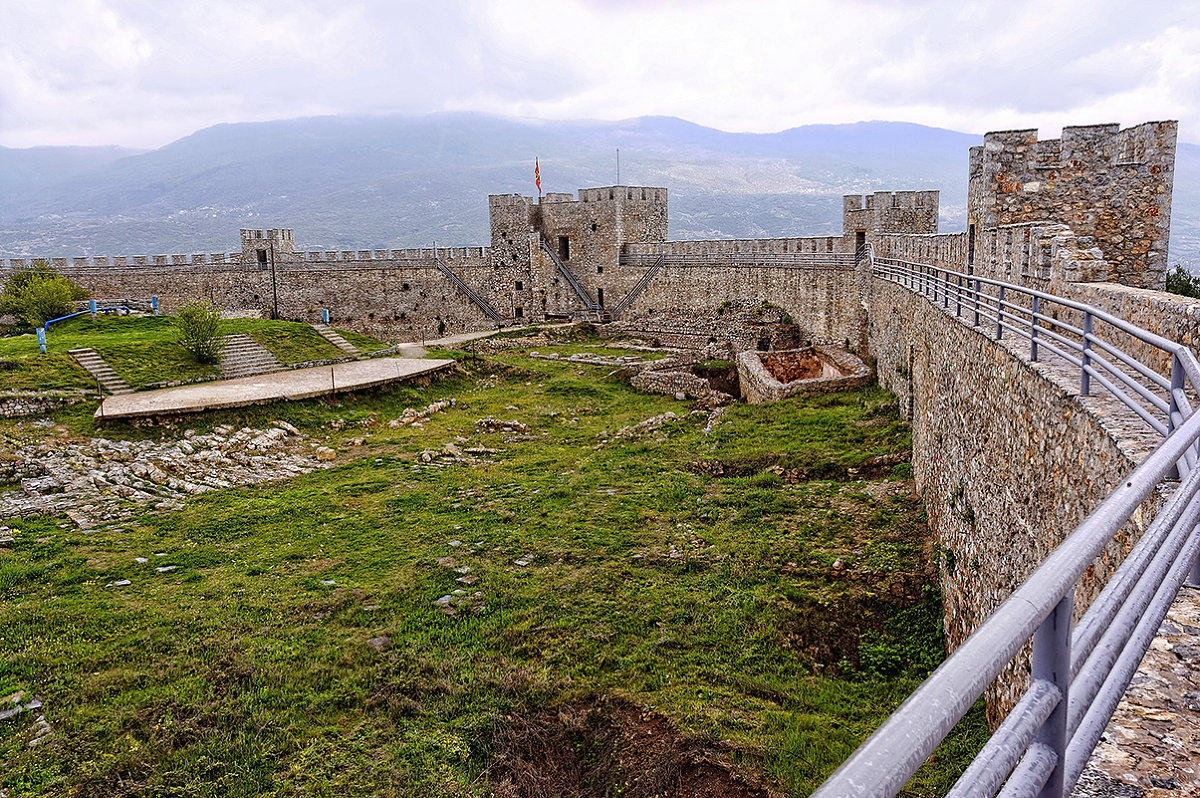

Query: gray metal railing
[611,253,665,319]
[433,255,506,324]
[540,239,599,311]
[618,251,855,268]
[812,249,1200,797]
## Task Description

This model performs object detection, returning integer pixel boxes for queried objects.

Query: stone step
[218,335,283,378]
[69,348,134,395]
[311,323,360,355]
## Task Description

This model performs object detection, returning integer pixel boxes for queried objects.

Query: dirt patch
[488,695,777,798]
[761,349,830,383]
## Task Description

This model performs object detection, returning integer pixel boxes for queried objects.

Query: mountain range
[1,113,1196,269]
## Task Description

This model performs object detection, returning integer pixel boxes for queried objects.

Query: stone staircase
[219,334,283,379]
[69,348,133,394]
[311,323,359,355]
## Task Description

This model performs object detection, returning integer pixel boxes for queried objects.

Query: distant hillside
[0,113,1195,269]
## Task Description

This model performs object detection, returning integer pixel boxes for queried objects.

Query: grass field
[0,326,985,796]
[0,315,390,392]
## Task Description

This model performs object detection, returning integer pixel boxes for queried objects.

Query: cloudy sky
[4,0,1200,150]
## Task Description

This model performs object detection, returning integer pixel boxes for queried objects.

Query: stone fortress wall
[2,121,1191,719]
[967,121,1176,289]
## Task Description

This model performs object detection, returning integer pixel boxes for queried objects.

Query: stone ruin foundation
[737,345,871,404]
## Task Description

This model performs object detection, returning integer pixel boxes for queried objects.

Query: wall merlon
[969,120,1177,289]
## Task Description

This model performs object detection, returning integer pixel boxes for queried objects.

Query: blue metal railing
[812,249,1200,797]
[43,305,131,332]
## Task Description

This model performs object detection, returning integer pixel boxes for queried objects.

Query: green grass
[0,315,391,392]
[0,335,985,796]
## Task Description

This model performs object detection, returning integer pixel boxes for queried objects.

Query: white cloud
[1,0,1198,148]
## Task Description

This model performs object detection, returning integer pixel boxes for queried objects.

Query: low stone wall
[737,346,871,403]
[607,299,809,357]
[0,392,90,418]
[622,354,734,408]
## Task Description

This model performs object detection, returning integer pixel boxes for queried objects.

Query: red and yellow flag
[535,158,541,195]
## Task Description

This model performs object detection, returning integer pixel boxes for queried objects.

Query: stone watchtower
[240,228,295,267]
[842,191,940,254]
[967,122,1177,289]
[487,186,668,318]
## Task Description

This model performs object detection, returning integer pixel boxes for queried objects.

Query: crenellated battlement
[968,121,1176,289]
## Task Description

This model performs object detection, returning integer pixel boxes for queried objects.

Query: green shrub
[0,261,88,327]
[176,300,225,364]
[1165,265,1200,299]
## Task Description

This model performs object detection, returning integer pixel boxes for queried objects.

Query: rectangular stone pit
[736,345,871,404]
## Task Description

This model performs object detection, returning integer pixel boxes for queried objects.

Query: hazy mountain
[0,113,1194,269]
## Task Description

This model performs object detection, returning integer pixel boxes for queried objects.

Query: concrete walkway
[96,357,454,422]
[395,328,506,358]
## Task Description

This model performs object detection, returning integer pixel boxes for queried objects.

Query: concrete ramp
[96,357,454,422]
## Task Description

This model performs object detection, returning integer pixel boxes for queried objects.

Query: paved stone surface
[96,356,454,421]
[1073,586,1200,797]
[396,328,507,358]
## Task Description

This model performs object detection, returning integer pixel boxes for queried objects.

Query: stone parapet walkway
[96,356,454,421]
[1073,586,1200,796]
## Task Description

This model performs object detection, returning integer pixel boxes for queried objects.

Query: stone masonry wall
[623,265,866,350]
[490,186,669,315]
[844,191,940,253]
[2,254,504,341]
[968,122,1176,289]
[867,275,1156,723]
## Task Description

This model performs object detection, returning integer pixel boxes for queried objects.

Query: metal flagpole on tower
[616,148,620,185]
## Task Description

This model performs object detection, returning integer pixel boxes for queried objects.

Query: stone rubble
[611,411,681,441]
[0,398,465,529]
[0,419,329,528]
[0,690,52,749]
[475,417,529,433]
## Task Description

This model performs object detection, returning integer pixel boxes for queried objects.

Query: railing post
[956,274,962,318]
[1081,312,1092,396]
[997,285,1005,340]
[1168,353,1184,437]
[973,279,980,327]
[1031,295,1040,361]
[1033,593,1072,798]
[942,269,949,309]
[1168,354,1185,481]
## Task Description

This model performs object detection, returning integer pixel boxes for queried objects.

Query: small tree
[176,300,224,364]
[0,260,88,328]
[1165,264,1200,299]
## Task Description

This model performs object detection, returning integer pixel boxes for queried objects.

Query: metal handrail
[540,238,599,310]
[611,253,666,319]
[619,251,854,268]
[874,257,1200,436]
[812,247,1200,797]
[433,255,506,324]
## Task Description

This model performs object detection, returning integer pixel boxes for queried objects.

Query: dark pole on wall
[269,238,279,320]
